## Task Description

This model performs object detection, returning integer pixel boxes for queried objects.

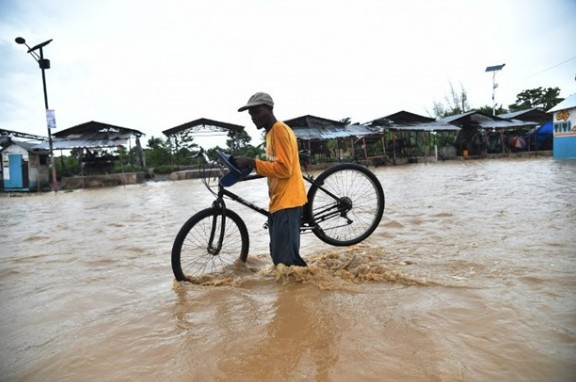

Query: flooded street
[1,157,575,381]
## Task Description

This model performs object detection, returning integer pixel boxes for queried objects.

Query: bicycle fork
[207,201,226,256]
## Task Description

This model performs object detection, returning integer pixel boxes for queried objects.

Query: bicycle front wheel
[307,163,385,246]
[171,207,249,281]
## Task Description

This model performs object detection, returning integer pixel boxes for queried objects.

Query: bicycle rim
[171,207,249,281]
[307,163,384,246]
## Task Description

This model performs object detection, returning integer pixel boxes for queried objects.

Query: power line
[519,55,576,81]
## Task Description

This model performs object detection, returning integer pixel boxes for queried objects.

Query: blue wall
[553,136,576,158]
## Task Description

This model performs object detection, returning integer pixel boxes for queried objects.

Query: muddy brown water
[1,158,575,381]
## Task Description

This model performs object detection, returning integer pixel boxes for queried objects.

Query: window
[554,121,572,133]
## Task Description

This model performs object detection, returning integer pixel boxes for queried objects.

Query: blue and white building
[1,134,49,192]
[548,93,576,159]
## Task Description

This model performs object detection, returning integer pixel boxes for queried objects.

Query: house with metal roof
[31,121,147,189]
[283,115,380,162]
[498,108,552,151]
[366,111,461,162]
[438,110,540,156]
[38,121,146,150]
[548,93,576,158]
[1,130,50,192]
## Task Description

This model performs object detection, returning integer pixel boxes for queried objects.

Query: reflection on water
[1,158,575,381]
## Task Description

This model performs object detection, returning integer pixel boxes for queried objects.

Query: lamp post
[485,63,506,116]
[15,36,58,192]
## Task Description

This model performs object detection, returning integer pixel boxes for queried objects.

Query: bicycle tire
[171,207,249,281]
[306,163,385,246]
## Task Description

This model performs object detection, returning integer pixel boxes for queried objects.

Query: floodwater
[1,157,575,381]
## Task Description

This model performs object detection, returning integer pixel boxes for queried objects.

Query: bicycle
[171,148,385,282]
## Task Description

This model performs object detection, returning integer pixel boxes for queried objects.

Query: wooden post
[393,131,397,163]
[381,135,386,157]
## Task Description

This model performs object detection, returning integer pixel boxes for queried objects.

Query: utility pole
[15,36,59,192]
[485,64,506,116]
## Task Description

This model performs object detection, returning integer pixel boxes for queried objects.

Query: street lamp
[485,63,506,116]
[15,36,58,192]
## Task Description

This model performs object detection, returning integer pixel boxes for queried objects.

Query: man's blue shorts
[268,207,307,267]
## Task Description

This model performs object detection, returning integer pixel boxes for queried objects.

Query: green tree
[326,139,339,159]
[144,135,171,168]
[226,129,252,154]
[242,144,264,158]
[476,105,508,116]
[147,136,164,149]
[55,153,81,177]
[326,138,352,160]
[508,87,564,112]
[168,131,198,165]
[430,82,471,118]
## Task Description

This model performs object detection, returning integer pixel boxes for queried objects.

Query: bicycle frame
[194,148,354,240]
[213,174,345,233]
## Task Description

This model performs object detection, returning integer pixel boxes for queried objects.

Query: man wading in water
[234,92,308,267]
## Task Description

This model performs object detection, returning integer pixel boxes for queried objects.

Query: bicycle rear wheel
[171,207,249,281]
[306,163,384,246]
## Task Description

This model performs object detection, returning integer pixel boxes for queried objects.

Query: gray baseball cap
[238,92,274,112]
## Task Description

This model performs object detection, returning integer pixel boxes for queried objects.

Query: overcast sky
[1,0,575,147]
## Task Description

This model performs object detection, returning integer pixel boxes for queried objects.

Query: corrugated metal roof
[0,137,49,153]
[503,119,539,128]
[32,121,142,150]
[439,111,537,129]
[548,93,576,113]
[285,115,345,129]
[33,137,131,150]
[293,124,379,140]
[366,111,459,131]
[2,124,142,151]
[439,111,478,124]
[54,121,144,138]
[498,107,539,119]
[498,108,551,124]
[376,111,435,125]
[0,128,47,141]
[389,122,461,131]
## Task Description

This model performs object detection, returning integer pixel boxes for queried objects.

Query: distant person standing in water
[234,92,308,267]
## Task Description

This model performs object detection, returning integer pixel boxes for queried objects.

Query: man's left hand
[234,156,255,169]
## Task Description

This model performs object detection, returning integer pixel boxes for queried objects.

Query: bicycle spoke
[307,164,384,246]
[172,208,249,281]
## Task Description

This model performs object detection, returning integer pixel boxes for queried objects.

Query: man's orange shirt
[254,121,307,214]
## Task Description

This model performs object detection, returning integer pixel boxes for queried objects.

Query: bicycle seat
[215,150,253,187]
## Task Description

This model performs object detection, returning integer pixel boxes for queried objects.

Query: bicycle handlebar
[191,147,211,163]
